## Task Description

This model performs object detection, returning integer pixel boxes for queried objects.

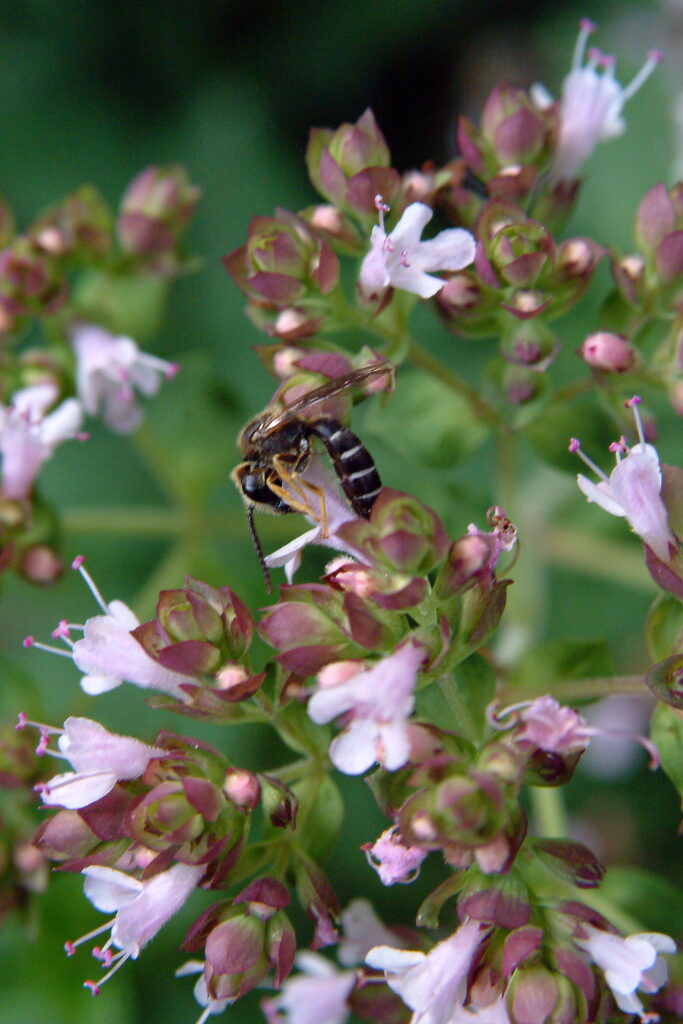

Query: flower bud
[306,108,400,220]
[0,236,67,316]
[132,577,254,679]
[117,164,200,255]
[580,331,635,373]
[337,488,449,576]
[30,184,112,258]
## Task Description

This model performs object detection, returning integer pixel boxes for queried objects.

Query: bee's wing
[261,362,393,435]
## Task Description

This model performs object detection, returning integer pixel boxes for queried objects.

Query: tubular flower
[366,918,489,1024]
[71,321,178,434]
[307,639,427,775]
[0,381,83,499]
[575,924,676,1018]
[68,862,204,995]
[25,557,195,699]
[570,397,677,562]
[532,19,661,184]
[363,824,428,886]
[27,715,164,810]
[359,198,476,300]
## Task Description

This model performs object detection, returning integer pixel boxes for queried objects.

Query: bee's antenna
[246,505,273,594]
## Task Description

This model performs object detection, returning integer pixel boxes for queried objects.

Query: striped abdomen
[310,417,381,518]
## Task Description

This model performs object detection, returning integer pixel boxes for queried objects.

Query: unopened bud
[580,331,635,373]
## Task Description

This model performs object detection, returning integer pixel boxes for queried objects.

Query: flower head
[571,396,677,562]
[532,19,661,184]
[359,198,476,300]
[71,322,178,434]
[0,381,83,499]
[575,924,675,1018]
[307,639,426,775]
[67,862,204,995]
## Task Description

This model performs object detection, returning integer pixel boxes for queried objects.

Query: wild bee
[232,361,392,591]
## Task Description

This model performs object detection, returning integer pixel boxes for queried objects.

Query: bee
[232,362,392,591]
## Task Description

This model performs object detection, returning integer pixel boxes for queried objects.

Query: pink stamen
[568,437,580,453]
[400,249,410,267]
[165,362,180,380]
[64,941,76,956]
[570,438,609,481]
[23,635,35,648]
[84,981,101,996]
[16,711,27,730]
[36,727,50,756]
[51,620,71,641]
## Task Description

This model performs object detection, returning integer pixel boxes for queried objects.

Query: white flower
[0,381,83,499]
[262,951,355,1024]
[363,824,428,886]
[36,716,164,810]
[69,863,204,995]
[71,321,178,433]
[571,397,677,562]
[307,640,426,775]
[359,200,476,300]
[576,924,676,1017]
[366,918,488,1024]
[532,19,661,184]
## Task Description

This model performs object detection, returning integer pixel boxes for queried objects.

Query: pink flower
[307,640,427,775]
[34,716,164,810]
[570,397,677,562]
[517,696,595,754]
[71,322,178,434]
[359,199,475,300]
[337,899,401,966]
[363,824,428,886]
[366,918,489,1024]
[262,951,355,1024]
[0,381,83,498]
[532,19,661,184]
[68,862,204,995]
[575,924,675,1018]
[25,557,195,699]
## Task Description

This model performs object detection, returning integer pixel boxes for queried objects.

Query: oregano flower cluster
[2,16,683,1024]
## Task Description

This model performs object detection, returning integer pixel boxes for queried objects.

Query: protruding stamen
[569,438,609,481]
[625,394,647,446]
[621,49,663,104]
[71,556,109,614]
[374,193,389,233]
[400,249,410,267]
[25,638,73,658]
[64,920,112,954]
[574,18,598,69]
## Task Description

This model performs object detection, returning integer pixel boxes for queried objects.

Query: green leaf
[599,864,683,935]
[416,653,495,743]
[507,638,613,701]
[367,368,490,469]
[273,700,332,758]
[645,592,683,662]
[650,703,683,801]
[294,774,344,862]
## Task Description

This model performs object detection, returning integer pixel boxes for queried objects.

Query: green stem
[543,674,648,702]
[530,786,567,838]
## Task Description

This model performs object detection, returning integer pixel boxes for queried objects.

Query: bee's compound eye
[242,474,278,504]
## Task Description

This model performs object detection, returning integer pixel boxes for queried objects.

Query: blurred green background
[1,1,682,1021]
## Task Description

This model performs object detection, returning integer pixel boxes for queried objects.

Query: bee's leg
[270,460,329,538]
